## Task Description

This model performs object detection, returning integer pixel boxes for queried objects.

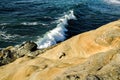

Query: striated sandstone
[0,20,120,80]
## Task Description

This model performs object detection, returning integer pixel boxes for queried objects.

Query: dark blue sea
[0,0,120,49]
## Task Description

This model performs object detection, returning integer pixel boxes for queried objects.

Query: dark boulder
[20,41,37,52]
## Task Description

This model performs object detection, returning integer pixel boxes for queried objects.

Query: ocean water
[0,0,120,49]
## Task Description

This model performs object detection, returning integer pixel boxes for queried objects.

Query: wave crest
[36,10,77,49]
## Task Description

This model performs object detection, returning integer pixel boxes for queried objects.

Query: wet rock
[0,41,38,66]
[0,46,16,66]
[19,41,37,51]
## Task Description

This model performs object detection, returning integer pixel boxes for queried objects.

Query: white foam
[21,22,48,26]
[105,0,120,4]
[0,31,20,40]
[0,23,8,26]
[36,10,77,49]
[21,22,38,26]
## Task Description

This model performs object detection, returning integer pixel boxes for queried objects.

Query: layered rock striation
[0,20,120,80]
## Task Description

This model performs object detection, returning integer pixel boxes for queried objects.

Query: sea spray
[36,10,77,49]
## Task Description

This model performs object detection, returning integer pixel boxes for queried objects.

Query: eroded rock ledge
[0,41,57,66]
[0,20,120,80]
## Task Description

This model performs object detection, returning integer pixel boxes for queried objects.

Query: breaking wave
[36,10,77,49]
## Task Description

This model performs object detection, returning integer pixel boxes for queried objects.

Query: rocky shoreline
[0,20,120,80]
[0,41,58,66]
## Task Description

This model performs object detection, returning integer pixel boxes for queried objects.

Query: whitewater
[0,0,120,48]
[36,10,77,49]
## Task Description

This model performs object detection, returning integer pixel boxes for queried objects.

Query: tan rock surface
[0,20,120,80]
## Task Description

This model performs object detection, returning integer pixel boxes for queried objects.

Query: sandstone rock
[0,20,120,80]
